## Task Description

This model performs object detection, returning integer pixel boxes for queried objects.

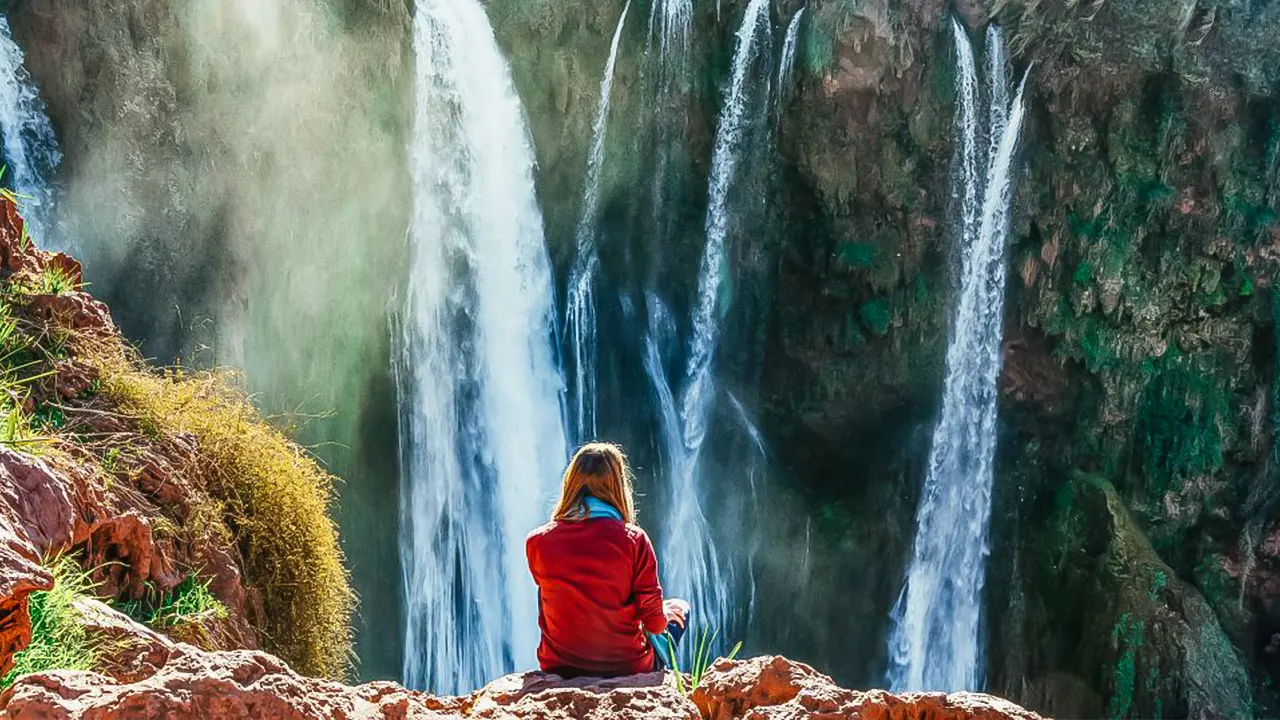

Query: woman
[526,442,690,676]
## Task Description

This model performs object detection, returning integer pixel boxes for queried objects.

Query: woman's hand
[664,598,690,628]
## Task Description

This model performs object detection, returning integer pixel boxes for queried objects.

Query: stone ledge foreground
[1,623,1045,720]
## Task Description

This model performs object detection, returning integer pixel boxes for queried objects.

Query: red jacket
[526,518,668,675]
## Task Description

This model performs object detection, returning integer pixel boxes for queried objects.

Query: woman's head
[552,442,636,524]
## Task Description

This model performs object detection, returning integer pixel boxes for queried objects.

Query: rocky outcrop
[0,633,1042,720]
[693,656,1044,720]
[0,438,257,650]
[1024,476,1253,719]
[0,198,272,670]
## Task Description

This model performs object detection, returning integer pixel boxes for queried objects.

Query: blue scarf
[582,496,623,521]
[581,496,673,670]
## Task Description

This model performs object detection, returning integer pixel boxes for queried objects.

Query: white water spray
[885,22,1028,692]
[0,17,60,245]
[398,0,567,695]
[565,0,631,444]
[647,0,691,60]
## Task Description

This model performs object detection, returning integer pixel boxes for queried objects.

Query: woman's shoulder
[622,523,654,543]
[526,520,561,542]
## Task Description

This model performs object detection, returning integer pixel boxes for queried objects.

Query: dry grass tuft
[82,340,354,680]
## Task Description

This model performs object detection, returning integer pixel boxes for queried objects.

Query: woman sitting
[526,442,690,677]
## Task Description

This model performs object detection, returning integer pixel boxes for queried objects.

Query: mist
[11,0,414,679]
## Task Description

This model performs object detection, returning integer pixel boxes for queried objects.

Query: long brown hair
[551,442,637,524]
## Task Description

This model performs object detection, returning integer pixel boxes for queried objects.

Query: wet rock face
[0,646,1042,720]
[1021,477,1252,719]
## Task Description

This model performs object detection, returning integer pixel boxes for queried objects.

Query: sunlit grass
[1,555,100,688]
[0,191,354,681]
[667,624,743,696]
[119,575,229,629]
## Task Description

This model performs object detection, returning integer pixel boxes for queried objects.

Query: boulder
[466,671,697,719]
[693,656,1044,720]
[72,598,175,684]
[0,446,259,669]
[27,292,114,332]
[1026,476,1253,719]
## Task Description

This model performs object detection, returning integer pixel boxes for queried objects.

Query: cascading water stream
[647,0,772,644]
[647,0,691,60]
[885,22,1028,693]
[775,6,805,114]
[643,0,692,270]
[565,0,631,445]
[682,0,769,464]
[0,17,60,245]
[397,0,567,695]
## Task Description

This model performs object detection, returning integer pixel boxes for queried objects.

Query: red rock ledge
[1,625,1044,720]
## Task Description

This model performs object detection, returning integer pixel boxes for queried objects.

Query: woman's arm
[632,530,670,634]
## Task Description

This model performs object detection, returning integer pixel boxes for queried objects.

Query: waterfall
[397,0,567,695]
[0,17,59,244]
[683,0,769,452]
[644,0,692,266]
[885,22,1028,692]
[647,0,691,60]
[776,7,805,108]
[565,0,631,445]
[649,0,772,643]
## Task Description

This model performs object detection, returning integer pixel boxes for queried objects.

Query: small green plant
[119,575,228,630]
[666,625,743,696]
[100,446,123,476]
[0,307,29,359]
[32,403,65,432]
[36,266,79,296]
[2,555,100,688]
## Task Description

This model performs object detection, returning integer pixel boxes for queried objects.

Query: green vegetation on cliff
[87,347,355,679]
[0,197,353,680]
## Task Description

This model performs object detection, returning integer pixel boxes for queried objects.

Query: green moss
[800,8,836,75]
[1135,353,1229,497]
[914,275,930,305]
[1069,209,1105,240]
[1109,614,1146,719]
[1074,260,1094,285]
[836,241,879,271]
[1148,569,1168,601]
[839,313,867,351]
[859,299,892,338]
